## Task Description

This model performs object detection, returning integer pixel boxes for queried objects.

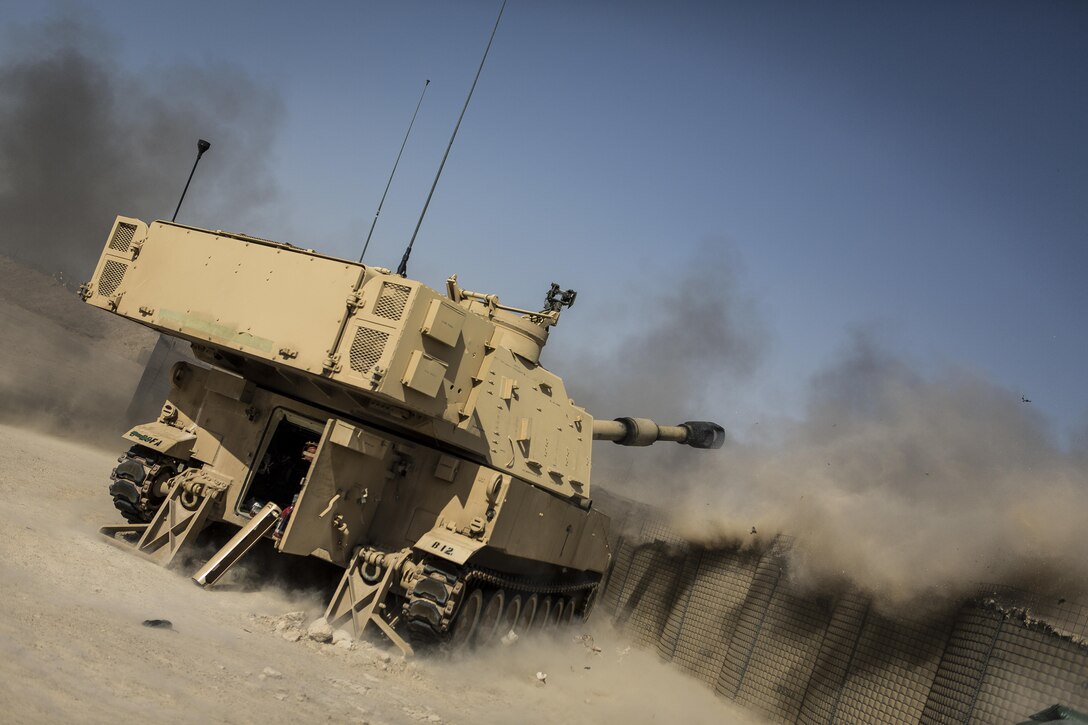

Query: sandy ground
[0,423,755,724]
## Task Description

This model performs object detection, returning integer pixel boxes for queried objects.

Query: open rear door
[277,418,393,566]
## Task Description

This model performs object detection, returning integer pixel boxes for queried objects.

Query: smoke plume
[565,239,766,426]
[0,10,283,441]
[577,244,1088,614]
[0,11,283,282]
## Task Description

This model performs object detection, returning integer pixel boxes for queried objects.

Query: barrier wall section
[593,490,1088,724]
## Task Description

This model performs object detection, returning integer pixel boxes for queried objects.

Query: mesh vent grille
[97,260,127,297]
[374,282,410,320]
[349,327,389,375]
[108,222,137,253]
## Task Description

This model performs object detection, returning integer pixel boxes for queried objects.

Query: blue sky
[4,1,1086,443]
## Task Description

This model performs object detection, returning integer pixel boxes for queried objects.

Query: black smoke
[0,11,283,282]
[0,10,283,443]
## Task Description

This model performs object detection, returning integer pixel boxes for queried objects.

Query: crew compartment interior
[241,409,325,512]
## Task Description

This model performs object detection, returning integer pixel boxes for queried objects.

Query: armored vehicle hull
[84,216,721,652]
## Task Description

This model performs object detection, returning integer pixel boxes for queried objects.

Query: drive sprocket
[108,445,181,523]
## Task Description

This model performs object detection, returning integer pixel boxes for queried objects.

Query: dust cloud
[573,244,1088,614]
[0,9,282,443]
[0,254,156,444]
[434,623,760,725]
[0,10,283,282]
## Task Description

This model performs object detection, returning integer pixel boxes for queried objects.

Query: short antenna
[172,138,211,223]
[359,79,431,263]
[397,0,507,277]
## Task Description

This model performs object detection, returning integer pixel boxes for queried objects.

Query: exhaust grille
[349,326,389,375]
[374,282,410,320]
[97,260,127,297]
[108,222,137,253]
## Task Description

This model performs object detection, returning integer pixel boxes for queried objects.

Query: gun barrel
[592,418,725,449]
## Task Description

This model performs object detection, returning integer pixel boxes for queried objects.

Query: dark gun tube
[592,418,725,449]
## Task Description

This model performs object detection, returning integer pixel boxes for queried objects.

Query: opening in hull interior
[243,413,323,511]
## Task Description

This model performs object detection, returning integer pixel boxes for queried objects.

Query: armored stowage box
[83,216,724,652]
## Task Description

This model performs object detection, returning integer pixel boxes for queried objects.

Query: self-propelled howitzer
[83,216,725,652]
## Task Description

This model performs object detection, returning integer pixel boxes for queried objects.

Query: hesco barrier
[594,490,1088,724]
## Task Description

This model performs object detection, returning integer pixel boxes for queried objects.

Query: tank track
[107,446,181,524]
[401,558,599,646]
[466,566,597,601]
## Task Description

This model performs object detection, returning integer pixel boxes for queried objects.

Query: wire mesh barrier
[592,489,1088,724]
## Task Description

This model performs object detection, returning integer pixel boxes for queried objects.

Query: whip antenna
[359,79,431,263]
[172,139,211,222]
[397,0,507,277]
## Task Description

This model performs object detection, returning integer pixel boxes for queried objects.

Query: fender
[414,528,485,566]
[123,422,197,459]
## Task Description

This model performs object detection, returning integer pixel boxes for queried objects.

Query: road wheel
[448,589,482,650]
[517,593,538,634]
[474,589,505,647]
[498,593,521,641]
[560,597,576,625]
[534,596,553,633]
[547,597,565,628]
